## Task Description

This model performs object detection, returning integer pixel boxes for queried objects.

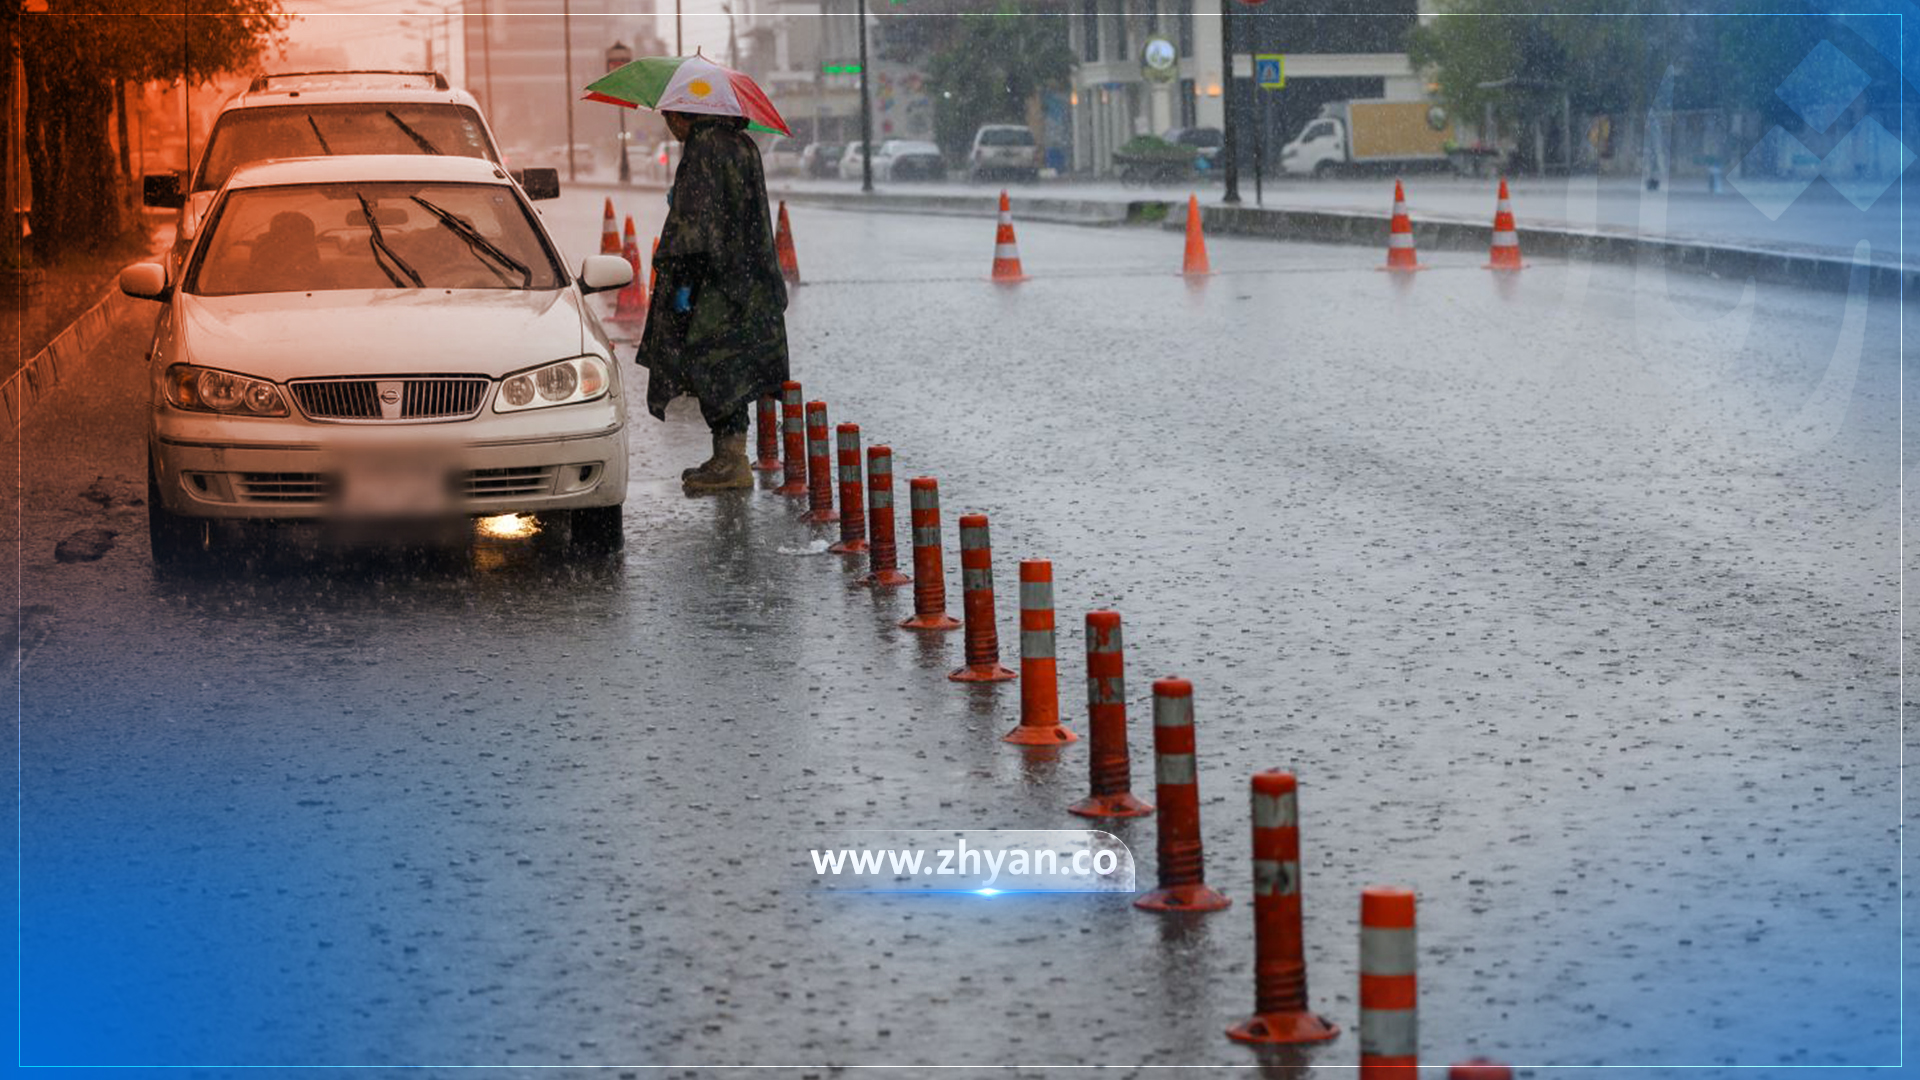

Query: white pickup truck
[1279,99,1456,178]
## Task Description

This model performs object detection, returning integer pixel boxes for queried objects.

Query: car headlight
[164,364,288,416]
[494,356,609,413]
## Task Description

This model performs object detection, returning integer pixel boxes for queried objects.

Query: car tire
[1312,160,1337,180]
[570,504,625,554]
[147,459,208,573]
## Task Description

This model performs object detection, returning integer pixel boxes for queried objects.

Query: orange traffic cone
[1484,178,1525,270]
[1182,193,1211,276]
[599,197,620,256]
[1382,179,1424,272]
[648,236,661,298]
[990,190,1027,282]
[613,215,647,324]
[774,200,801,284]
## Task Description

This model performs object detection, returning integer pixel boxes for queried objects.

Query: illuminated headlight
[164,364,288,416]
[495,356,608,413]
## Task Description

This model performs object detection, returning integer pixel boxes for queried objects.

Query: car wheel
[571,504,625,554]
[1312,160,1337,180]
[147,459,208,573]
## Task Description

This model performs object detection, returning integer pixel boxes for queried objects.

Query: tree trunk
[24,37,120,259]
[115,75,132,221]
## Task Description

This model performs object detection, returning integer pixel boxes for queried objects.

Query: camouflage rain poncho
[636,115,791,423]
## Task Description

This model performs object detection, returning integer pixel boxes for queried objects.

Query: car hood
[176,289,591,380]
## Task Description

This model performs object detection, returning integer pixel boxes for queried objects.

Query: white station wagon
[120,154,634,569]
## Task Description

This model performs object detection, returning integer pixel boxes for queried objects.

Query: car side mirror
[119,262,170,301]
[513,167,561,200]
[578,254,633,294]
[143,172,184,209]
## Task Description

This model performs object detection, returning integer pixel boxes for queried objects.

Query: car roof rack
[248,70,450,93]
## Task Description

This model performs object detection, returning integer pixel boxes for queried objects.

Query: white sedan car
[120,154,635,569]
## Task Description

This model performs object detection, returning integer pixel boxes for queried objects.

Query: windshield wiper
[306,115,333,154]
[355,191,421,288]
[384,110,442,155]
[409,195,532,287]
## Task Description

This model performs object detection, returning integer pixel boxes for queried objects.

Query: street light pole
[675,1,683,56]
[562,0,575,181]
[857,0,872,193]
[607,40,632,184]
[1219,0,1240,204]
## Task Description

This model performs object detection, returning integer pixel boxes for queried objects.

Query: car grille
[290,377,490,421]
[460,466,556,498]
[236,472,333,503]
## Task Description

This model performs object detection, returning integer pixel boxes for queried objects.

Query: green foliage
[923,4,1072,158]
[1115,135,1192,160]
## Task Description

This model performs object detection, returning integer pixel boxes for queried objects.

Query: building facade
[460,2,668,165]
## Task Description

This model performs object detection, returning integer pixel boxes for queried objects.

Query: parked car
[762,134,802,176]
[837,141,878,181]
[873,140,947,181]
[967,124,1039,183]
[143,69,558,271]
[800,141,842,178]
[118,153,635,570]
[1162,126,1223,166]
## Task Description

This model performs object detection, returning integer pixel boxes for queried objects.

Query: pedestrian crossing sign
[1256,54,1285,89]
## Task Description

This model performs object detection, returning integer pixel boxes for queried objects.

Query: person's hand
[671,285,692,312]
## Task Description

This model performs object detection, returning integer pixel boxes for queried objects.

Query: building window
[1107,11,1126,62]
[1180,78,1197,127]
[1082,2,1099,63]
[1177,0,1193,57]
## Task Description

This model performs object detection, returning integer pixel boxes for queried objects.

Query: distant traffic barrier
[776,200,801,284]
[949,513,1016,682]
[1485,178,1525,271]
[1382,180,1424,272]
[1069,611,1152,818]
[1004,560,1075,743]
[802,401,838,524]
[777,381,807,495]
[1135,677,1229,912]
[991,190,1027,283]
[1360,887,1419,1080]
[1226,771,1339,1044]
[754,394,782,472]
[828,422,868,554]
[900,478,961,631]
[1183,193,1211,277]
[600,197,620,255]
[857,446,911,588]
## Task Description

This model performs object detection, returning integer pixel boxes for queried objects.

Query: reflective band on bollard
[1226,771,1339,1044]
[1360,887,1418,1080]
[827,423,867,554]
[1449,1059,1511,1080]
[899,478,960,631]
[800,401,838,524]
[1003,561,1075,743]
[1068,611,1152,818]
[1134,677,1229,912]
[754,394,782,472]
[857,446,911,588]
[948,514,1016,682]
[776,381,807,496]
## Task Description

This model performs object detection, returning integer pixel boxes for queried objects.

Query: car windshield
[195,104,499,192]
[894,142,939,155]
[980,128,1034,146]
[188,180,564,295]
[1177,129,1223,147]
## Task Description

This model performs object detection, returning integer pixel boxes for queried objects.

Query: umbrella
[584,52,791,137]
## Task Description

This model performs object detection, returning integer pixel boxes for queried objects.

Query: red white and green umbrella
[583,53,791,136]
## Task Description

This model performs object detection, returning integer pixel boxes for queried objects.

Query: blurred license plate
[338,452,452,517]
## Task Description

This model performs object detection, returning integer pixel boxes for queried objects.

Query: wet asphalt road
[2,187,1910,1075]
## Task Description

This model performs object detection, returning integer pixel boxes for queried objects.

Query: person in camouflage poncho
[636,111,791,493]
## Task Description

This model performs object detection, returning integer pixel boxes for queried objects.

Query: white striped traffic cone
[991,190,1027,282]
[1484,178,1525,270]
[1382,180,1424,272]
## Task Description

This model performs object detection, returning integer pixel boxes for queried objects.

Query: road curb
[661,179,1908,298]
[4,287,124,430]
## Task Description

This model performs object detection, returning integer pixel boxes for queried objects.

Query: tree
[922,3,1072,158]
[19,2,286,260]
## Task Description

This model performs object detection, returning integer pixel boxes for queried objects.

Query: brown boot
[681,433,726,482]
[683,434,753,494]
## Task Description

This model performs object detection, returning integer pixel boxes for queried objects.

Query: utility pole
[675,1,683,55]
[1219,0,1239,204]
[857,0,872,193]
[562,0,575,181]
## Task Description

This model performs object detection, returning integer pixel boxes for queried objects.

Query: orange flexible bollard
[1360,887,1418,1080]
[801,401,838,524]
[1226,771,1339,1044]
[949,514,1016,682]
[857,446,912,588]
[1069,611,1152,818]
[1134,677,1229,913]
[1003,560,1075,743]
[753,394,782,472]
[776,382,807,496]
[828,423,867,554]
[899,479,961,631]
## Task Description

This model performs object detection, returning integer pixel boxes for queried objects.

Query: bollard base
[800,508,841,524]
[1133,882,1231,913]
[775,480,808,497]
[856,569,913,589]
[1378,263,1427,273]
[1483,261,1526,271]
[1225,1010,1340,1045]
[1003,721,1079,745]
[754,458,783,472]
[900,612,962,631]
[949,662,1017,683]
[1067,791,1154,819]
[827,537,870,554]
